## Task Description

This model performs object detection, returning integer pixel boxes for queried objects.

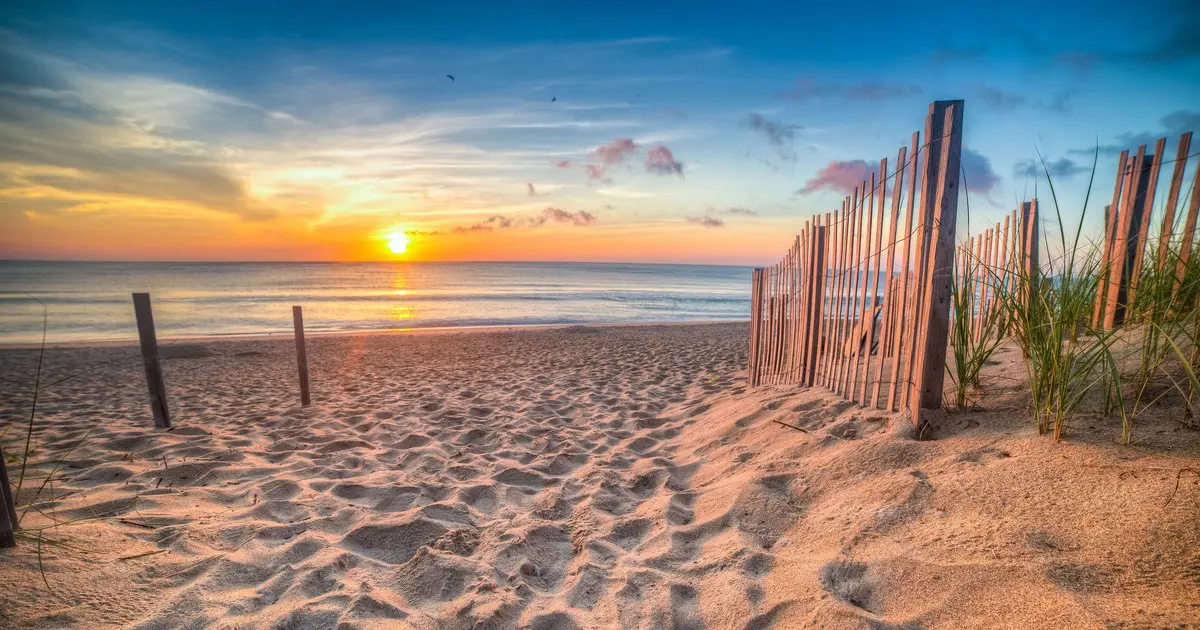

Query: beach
[1,322,1198,629]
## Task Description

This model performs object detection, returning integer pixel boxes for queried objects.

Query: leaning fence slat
[850,171,876,400]
[832,196,854,394]
[1158,132,1194,274]
[795,228,810,381]
[0,443,16,548]
[766,262,776,383]
[827,199,846,391]
[888,132,921,412]
[1094,150,1130,328]
[902,109,938,412]
[873,146,907,408]
[747,268,760,385]
[1128,142,1164,307]
[835,193,857,396]
[1176,156,1200,299]
[132,292,171,429]
[1104,146,1145,330]
[839,184,866,397]
[861,160,888,406]
[806,223,827,386]
[827,201,850,388]
[797,223,814,382]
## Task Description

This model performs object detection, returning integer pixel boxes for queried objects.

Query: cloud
[978,87,1026,111]
[1069,110,1200,155]
[591,138,638,166]
[977,87,1073,114]
[1013,157,1089,179]
[541,207,596,225]
[557,137,648,182]
[452,207,597,232]
[797,160,873,195]
[746,113,799,148]
[687,216,724,228]
[777,77,921,102]
[645,144,684,177]
[961,148,1001,193]
[724,207,757,216]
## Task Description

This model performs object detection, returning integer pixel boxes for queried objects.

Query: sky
[0,0,1197,264]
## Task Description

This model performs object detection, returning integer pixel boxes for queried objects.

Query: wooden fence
[954,200,1039,344]
[1093,131,1200,329]
[747,100,967,428]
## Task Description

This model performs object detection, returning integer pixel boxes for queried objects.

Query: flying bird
[446,74,455,82]
[551,96,556,102]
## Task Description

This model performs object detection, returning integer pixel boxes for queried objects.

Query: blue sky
[1,0,1197,263]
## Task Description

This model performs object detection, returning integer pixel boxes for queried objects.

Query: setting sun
[385,232,410,255]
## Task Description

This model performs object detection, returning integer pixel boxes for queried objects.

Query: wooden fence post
[0,443,16,548]
[293,306,312,406]
[1020,200,1040,312]
[132,293,171,429]
[909,100,965,427]
[805,225,827,386]
[747,268,760,386]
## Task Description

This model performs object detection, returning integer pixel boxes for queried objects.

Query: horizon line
[0,257,763,268]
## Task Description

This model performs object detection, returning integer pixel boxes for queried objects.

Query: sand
[0,323,1197,629]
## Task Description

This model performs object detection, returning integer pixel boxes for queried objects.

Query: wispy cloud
[687,216,724,228]
[745,113,800,161]
[977,87,1072,114]
[451,207,597,233]
[777,77,921,102]
[1070,110,1200,155]
[1013,157,1089,179]
[723,207,757,216]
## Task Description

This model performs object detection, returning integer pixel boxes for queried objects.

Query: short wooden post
[0,443,16,548]
[293,306,312,406]
[132,293,171,429]
[910,100,965,426]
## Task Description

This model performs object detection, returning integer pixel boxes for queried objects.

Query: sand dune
[0,324,1197,628]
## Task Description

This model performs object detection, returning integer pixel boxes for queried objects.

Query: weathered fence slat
[1158,132,1193,274]
[1174,150,1200,299]
[888,131,921,412]
[0,443,16,548]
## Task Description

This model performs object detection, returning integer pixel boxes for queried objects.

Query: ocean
[0,261,753,344]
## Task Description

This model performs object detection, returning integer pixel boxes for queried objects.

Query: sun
[386,232,410,255]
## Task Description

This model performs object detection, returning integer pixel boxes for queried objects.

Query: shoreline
[0,318,750,351]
